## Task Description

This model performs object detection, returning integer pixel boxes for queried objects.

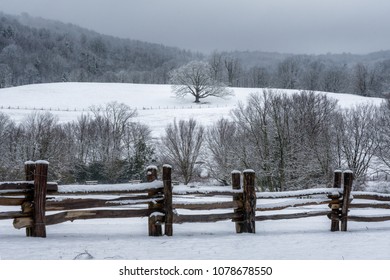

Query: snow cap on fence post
[243,169,255,174]
[343,169,353,175]
[146,165,158,170]
[35,160,50,165]
[146,165,158,181]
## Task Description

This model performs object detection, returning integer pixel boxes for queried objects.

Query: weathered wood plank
[45,196,163,211]
[232,171,244,233]
[13,217,33,228]
[49,186,163,196]
[147,166,162,237]
[32,161,48,237]
[173,201,239,210]
[348,215,390,222]
[0,183,57,195]
[0,211,30,220]
[173,212,240,224]
[341,171,353,231]
[256,210,330,221]
[24,161,35,237]
[0,197,26,206]
[45,209,153,225]
[0,190,31,196]
[243,170,256,233]
[163,165,173,236]
[349,203,390,209]
[0,182,31,190]
[173,190,242,196]
[256,188,341,199]
[351,193,390,202]
[330,170,342,231]
[257,199,329,212]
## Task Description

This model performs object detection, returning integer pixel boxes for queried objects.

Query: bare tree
[0,113,18,179]
[170,60,232,103]
[336,104,379,181]
[321,65,348,93]
[231,89,339,190]
[376,99,390,172]
[208,51,224,82]
[231,90,275,190]
[206,118,239,185]
[160,119,204,185]
[352,63,369,96]
[90,101,137,162]
[248,66,270,88]
[224,56,241,87]
[0,64,12,88]
[277,57,301,89]
[300,61,324,90]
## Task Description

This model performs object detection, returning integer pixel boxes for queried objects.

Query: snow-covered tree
[206,118,239,185]
[160,119,204,185]
[230,90,339,191]
[169,60,232,103]
[336,104,379,181]
[377,99,390,172]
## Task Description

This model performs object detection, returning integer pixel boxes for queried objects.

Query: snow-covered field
[0,82,384,137]
[0,83,389,261]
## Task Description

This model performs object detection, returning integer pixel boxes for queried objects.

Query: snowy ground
[1,213,390,260]
[0,83,389,261]
[1,198,390,260]
[0,82,384,137]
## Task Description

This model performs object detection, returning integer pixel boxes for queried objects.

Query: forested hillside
[1,12,390,97]
[0,12,200,87]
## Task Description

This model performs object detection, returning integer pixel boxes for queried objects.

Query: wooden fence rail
[2,162,390,238]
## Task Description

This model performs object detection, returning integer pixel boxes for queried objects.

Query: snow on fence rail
[347,191,390,222]
[2,162,390,238]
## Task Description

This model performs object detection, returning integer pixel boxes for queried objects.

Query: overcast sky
[1,0,390,54]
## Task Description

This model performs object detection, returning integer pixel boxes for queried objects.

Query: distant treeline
[1,12,390,97]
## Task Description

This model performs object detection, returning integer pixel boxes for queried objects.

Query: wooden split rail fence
[1,162,390,238]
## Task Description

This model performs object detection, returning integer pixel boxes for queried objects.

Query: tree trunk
[194,95,200,103]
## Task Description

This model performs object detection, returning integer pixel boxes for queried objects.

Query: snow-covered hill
[0,82,384,137]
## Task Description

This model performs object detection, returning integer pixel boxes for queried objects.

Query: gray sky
[1,0,390,54]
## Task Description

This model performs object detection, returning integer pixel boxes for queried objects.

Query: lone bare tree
[169,60,232,103]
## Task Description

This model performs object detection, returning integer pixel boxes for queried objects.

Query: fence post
[329,170,342,231]
[24,161,35,237]
[341,170,354,232]
[163,165,173,236]
[243,169,256,233]
[232,170,243,233]
[147,165,162,236]
[32,161,49,238]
